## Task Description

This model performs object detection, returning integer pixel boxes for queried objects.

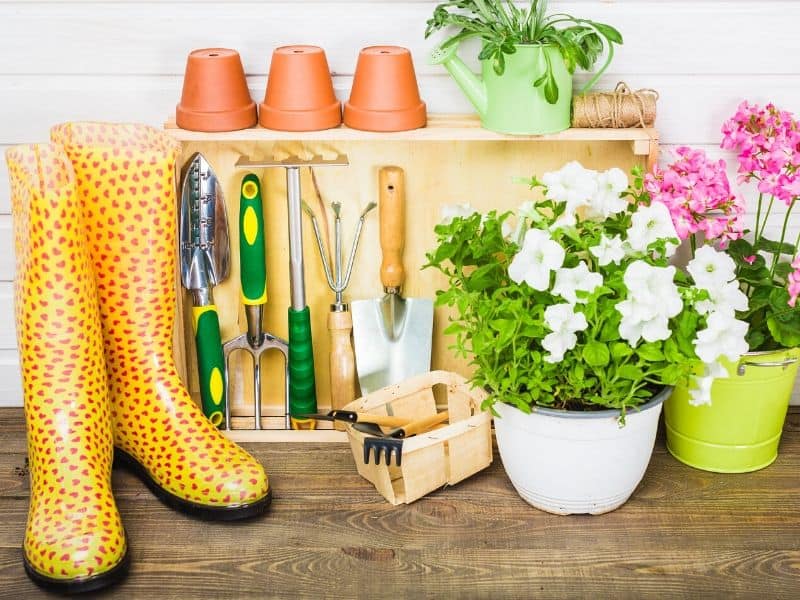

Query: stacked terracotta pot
[176,45,426,133]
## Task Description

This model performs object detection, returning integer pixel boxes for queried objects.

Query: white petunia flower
[552,261,604,305]
[693,311,749,364]
[542,161,598,208]
[687,245,738,289]
[586,168,629,219]
[688,372,715,406]
[542,303,589,363]
[508,229,565,290]
[542,162,598,230]
[626,203,680,256]
[440,203,478,225]
[622,261,683,316]
[616,261,683,346]
[695,280,748,316]
[688,361,730,406]
[590,234,626,266]
[512,201,543,244]
[617,302,672,345]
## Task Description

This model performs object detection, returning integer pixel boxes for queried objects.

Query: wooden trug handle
[328,310,356,430]
[379,166,405,291]
[402,411,450,437]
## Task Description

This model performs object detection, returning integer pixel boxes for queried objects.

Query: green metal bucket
[664,348,799,473]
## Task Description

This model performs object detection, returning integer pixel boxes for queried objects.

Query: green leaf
[756,238,797,256]
[591,22,623,44]
[610,342,633,360]
[617,365,645,381]
[583,341,610,367]
[664,338,683,362]
[775,261,794,280]
[637,343,665,362]
[767,310,800,348]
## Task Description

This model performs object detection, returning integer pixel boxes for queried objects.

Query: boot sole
[23,541,130,594]
[113,448,272,521]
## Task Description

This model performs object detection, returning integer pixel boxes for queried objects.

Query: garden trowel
[351,166,433,395]
[179,152,230,427]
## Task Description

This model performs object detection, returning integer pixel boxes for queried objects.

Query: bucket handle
[737,357,798,376]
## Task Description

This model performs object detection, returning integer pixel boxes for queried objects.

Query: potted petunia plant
[646,102,800,473]
[426,161,749,515]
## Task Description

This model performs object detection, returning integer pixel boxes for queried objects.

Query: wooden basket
[342,371,492,505]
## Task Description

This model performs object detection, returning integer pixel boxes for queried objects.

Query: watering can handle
[578,33,616,96]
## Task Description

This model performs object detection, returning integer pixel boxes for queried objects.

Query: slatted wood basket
[342,371,493,505]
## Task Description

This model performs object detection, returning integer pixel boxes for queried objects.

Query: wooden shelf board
[223,428,348,443]
[164,114,658,155]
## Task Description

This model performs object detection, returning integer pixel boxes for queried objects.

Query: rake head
[363,437,404,467]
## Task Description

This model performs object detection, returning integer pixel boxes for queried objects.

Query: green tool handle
[288,306,317,417]
[239,174,267,305]
[193,305,226,427]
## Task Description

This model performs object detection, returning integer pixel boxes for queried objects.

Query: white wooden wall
[1,1,798,406]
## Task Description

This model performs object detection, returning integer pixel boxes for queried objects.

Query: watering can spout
[430,44,488,117]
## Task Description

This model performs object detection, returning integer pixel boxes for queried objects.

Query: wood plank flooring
[0,407,798,599]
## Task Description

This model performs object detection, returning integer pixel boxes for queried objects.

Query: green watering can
[431,42,610,135]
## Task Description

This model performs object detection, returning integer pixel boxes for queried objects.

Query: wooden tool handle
[328,310,356,431]
[379,166,405,291]
[402,411,450,437]
[355,414,410,428]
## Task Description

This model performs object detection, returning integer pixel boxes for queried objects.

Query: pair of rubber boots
[7,123,271,593]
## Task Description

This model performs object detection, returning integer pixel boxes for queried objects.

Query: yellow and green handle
[192,305,225,426]
[239,174,267,306]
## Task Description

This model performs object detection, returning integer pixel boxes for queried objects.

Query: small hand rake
[356,411,450,466]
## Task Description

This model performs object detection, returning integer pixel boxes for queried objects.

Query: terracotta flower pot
[344,46,427,132]
[176,48,257,132]
[259,45,342,131]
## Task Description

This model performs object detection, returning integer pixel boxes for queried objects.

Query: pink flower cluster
[789,256,800,308]
[644,146,745,246]
[721,101,800,205]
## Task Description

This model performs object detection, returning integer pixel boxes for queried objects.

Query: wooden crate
[342,371,492,504]
[164,114,659,441]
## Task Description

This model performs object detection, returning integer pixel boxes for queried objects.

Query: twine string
[572,82,659,128]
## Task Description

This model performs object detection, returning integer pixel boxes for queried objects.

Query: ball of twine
[572,82,658,128]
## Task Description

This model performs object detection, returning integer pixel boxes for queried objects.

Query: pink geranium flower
[721,101,800,206]
[789,256,800,308]
[644,147,745,246]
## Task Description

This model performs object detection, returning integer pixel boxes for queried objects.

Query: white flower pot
[493,388,670,515]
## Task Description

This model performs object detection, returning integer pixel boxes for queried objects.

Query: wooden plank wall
[0,0,798,406]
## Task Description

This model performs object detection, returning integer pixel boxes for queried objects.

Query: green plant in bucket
[644,101,800,472]
[425,0,622,103]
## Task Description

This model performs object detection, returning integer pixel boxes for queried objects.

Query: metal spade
[351,166,433,395]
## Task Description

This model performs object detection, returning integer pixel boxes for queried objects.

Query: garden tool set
[179,153,230,426]
[223,175,289,430]
[235,153,349,428]
[305,183,376,423]
[351,166,434,394]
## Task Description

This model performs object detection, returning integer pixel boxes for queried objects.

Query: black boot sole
[23,542,130,594]
[113,448,272,521]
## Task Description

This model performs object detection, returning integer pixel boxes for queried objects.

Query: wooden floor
[0,408,798,599]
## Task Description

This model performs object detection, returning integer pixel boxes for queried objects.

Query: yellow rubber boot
[51,122,270,519]
[7,144,129,592]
